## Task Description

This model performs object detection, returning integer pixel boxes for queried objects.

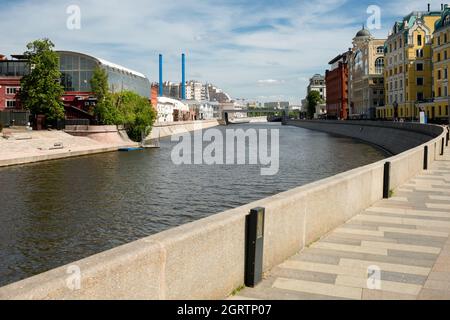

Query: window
[446,68,448,79]
[375,57,384,74]
[416,63,424,71]
[417,77,424,86]
[416,49,424,57]
[438,70,442,80]
[377,46,384,54]
[6,100,16,108]
[6,87,19,95]
[418,35,422,46]
[417,92,424,101]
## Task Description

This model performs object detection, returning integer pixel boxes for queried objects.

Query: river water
[0,124,387,286]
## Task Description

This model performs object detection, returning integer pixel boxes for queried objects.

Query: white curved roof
[57,51,147,79]
[157,97,189,111]
[96,57,146,79]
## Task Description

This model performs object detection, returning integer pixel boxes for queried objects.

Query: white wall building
[156,97,189,123]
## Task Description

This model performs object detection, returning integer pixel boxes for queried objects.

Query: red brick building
[151,83,159,111]
[325,50,352,120]
[0,55,28,111]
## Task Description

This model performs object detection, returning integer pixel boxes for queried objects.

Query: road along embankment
[0,122,447,300]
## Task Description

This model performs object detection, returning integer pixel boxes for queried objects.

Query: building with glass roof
[57,51,150,98]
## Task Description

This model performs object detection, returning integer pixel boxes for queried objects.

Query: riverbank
[0,122,445,300]
[0,120,221,168]
[0,129,134,168]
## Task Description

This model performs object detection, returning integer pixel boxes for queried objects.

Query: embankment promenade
[0,121,447,300]
[0,120,219,168]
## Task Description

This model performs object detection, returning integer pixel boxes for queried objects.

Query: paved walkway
[236,147,450,300]
[0,130,133,167]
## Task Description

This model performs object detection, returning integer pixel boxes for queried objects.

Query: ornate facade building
[348,27,385,119]
[378,9,441,120]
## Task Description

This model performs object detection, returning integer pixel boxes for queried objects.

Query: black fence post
[447,127,449,147]
[245,207,265,288]
[383,162,391,199]
[441,138,445,156]
[424,146,429,170]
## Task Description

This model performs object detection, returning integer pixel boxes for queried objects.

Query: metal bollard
[245,207,265,288]
[447,128,449,147]
[442,138,445,156]
[424,146,429,170]
[383,162,391,199]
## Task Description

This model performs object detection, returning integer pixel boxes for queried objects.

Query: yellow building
[377,9,441,120]
[419,5,450,122]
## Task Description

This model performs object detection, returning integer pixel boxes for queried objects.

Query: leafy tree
[307,91,322,119]
[90,67,117,124]
[20,39,65,122]
[112,91,157,142]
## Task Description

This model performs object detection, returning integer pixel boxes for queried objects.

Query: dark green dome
[356,27,371,38]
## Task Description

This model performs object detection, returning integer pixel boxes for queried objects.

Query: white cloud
[257,79,285,85]
[0,0,431,102]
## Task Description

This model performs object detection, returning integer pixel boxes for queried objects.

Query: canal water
[0,124,387,286]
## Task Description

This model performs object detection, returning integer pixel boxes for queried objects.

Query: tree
[20,39,65,122]
[307,91,322,119]
[90,68,156,141]
[112,91,157,142]
[90,67,116,124]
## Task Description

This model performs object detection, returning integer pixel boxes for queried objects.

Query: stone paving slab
[236,148,450,300]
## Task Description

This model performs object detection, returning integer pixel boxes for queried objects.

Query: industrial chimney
[182,53,186,100]
[159,54,163,97]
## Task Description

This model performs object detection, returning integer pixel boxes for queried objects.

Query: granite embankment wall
[286,120,443,155]
[0,122,447,300]
[148,120,220,139]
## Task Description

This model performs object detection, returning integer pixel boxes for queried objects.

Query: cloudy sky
[0,0,440,103]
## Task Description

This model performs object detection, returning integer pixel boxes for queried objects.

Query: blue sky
[0,0,440,103]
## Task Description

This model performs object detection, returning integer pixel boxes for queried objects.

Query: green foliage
[20,39,65,122]
[111,91,157,142]
[90,67,117,124]
[90,69,156,142]
[91,67,109,107]
[306,91,323,119]
[231,285,245,296]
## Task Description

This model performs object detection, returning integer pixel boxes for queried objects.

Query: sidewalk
[236,147,450,300]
